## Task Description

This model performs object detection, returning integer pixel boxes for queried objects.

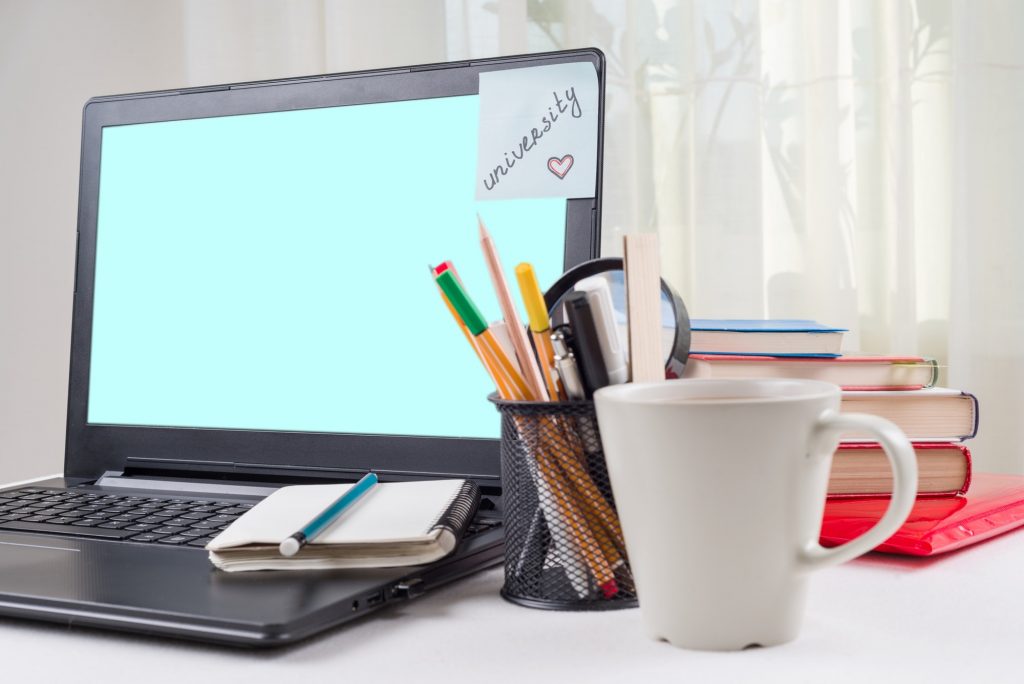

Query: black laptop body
[0,49,603,646]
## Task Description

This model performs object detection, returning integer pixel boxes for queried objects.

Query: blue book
[688,319,846,357]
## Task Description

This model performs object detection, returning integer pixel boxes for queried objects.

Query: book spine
[959,445,973,495]
[964,391,979,440]
[427,480,481,539]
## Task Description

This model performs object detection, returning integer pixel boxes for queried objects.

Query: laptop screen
[87,94,567,440]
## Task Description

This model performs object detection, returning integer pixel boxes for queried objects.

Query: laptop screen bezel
[64,50,604,483]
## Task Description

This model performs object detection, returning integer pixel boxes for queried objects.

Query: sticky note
[475,61,599,201]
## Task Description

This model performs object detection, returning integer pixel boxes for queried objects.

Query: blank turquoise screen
[89,95,567,438]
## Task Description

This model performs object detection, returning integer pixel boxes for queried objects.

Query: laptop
[0,49,604,646]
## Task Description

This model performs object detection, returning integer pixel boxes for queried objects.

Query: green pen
[435,270,529,399]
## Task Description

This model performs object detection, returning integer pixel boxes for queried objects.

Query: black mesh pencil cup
[491,394,637,610]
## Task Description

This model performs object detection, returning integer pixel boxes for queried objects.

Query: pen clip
[551,327,586,401]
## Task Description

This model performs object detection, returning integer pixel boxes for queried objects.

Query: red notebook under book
[820,473,1024,556]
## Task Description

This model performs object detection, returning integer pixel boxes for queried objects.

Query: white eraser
[279,537,301,557]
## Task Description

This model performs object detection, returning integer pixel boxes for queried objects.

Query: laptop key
[98,521,131,529]
[128,533,165,543]
[125,523,157,532]
[189,521,220,529]
[157,535,190,545]
[162,518,193,528]
[71,519,100,527]
[152,526,188,535]
[137,516,168,524]
[208,514,238,523]
[20,515,53,523]
[187,537,214,547]
[0,520,132,539]
[110,514,144,522]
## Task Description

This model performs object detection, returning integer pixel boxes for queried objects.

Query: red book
[684,354,938,390]
[828,443,971,497]
[820,473,1024,556]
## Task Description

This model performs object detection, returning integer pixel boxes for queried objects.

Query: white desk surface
[2,475,1023,683]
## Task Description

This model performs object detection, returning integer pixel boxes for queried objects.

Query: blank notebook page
[208,480,465,549]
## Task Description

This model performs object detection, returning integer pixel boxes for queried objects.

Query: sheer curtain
[177,0,1024,473]
[462,0,1022,473]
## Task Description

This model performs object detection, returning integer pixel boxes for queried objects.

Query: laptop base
[0,478,503,647]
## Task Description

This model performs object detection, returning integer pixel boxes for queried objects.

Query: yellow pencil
[515,262,562,400]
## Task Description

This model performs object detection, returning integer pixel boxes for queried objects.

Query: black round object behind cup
[543,257,691,379]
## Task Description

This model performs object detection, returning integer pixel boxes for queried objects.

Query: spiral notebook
[207,479,481,572]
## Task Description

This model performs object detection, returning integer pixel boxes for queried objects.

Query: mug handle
[798,410,918,571]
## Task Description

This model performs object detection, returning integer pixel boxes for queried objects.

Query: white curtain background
[2,0,1022,479]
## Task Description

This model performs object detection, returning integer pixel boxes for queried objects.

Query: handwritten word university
[482,87,583,191]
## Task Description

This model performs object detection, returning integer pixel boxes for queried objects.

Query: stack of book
[682,319,977,499]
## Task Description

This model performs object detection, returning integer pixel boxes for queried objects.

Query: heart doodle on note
[547,155,574,179]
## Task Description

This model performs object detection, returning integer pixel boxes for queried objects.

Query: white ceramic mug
[594,378,917,651]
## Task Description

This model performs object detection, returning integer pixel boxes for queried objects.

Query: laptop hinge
[93,471,279,498]
[120,457,501,486]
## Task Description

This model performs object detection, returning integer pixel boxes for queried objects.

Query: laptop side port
[391,578,425,600]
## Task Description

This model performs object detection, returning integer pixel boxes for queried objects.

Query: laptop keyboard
[0,487,255,548]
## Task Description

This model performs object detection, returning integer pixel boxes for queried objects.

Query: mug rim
[594,378,840,405]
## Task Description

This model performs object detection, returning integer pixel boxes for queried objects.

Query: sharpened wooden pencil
[478,216,550,402]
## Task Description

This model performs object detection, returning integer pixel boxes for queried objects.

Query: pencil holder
[490,394,637,610]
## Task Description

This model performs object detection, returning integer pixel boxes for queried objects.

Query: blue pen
[278,473,379,557]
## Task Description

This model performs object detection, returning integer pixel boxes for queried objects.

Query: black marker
[564,292,610,397]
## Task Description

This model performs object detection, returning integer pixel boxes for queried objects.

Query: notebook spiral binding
[428,480,481,537]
